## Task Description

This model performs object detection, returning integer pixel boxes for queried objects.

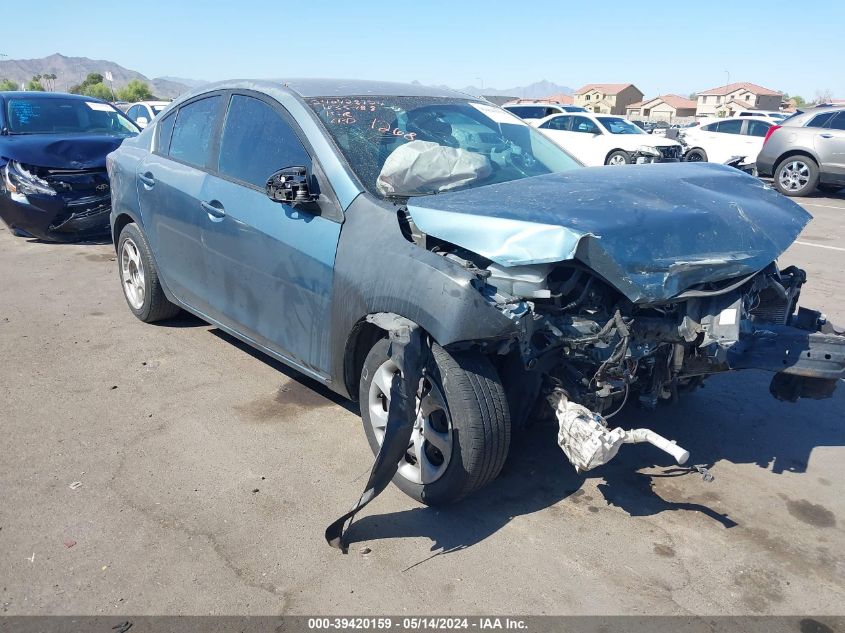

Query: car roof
[535,111,622,125]
[700,116,768,124]
[274,78,468,99]
[507,102,571,107]
[0,91,107,102]
[783,105,845,126]
[133,100,170,106]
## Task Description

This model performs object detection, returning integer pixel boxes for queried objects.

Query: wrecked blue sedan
[107,80,845,505]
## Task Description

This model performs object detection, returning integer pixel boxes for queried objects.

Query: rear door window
[217,95,311,189]
[746,120,771,137]
[716,119,743,134]
[570,116,599,133]
[540,115,570,131]
[168,95,222,168]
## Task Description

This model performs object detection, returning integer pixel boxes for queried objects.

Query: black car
[0,91,139,241]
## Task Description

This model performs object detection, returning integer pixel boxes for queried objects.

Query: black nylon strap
[325,324,429,552]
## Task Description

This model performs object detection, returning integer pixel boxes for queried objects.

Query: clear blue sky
[3,0,843,99]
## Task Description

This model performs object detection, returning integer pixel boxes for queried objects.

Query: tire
[117,222,181,323]
[684,148,707,162]
[773,155,819,197]
[605,150,631,166]
[359,336,510,505]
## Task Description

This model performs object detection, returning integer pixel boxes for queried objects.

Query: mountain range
[0,54,574,101]
[445,80,574,99]
[0,54,195,98]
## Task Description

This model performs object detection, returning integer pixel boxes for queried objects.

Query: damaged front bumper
[0,165,112,242]
[487,261,845,473]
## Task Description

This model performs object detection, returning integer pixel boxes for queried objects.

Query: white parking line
[798,202,845,210]
[794,240,845,252]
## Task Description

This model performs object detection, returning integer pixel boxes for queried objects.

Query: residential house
[574,84,644,115]
[695,82,783,118]
[626,94,697,121]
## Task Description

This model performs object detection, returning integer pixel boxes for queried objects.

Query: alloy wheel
[778,160,811,192]
[121,238,146,310]
[367,358,453,484]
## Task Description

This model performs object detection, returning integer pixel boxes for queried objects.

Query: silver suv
[756,106,845,196]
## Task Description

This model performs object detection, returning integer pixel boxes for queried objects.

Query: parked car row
[680,106,845,197]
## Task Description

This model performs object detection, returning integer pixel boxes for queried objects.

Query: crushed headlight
[636,145,662,157]
[3,160,56,197]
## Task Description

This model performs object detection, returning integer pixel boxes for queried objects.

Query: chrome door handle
[200,200,226,219]
[138,173,156,187]
[820,133,833,139]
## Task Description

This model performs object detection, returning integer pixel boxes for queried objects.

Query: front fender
[328,195,519,397]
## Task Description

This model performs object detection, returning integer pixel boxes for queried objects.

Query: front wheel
[605,150,631,166]
[359,337,510,505]
[774,156,819,197]
[684,148,707,162]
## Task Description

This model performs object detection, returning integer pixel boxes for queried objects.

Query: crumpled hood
[0,134,128,169]
[406,162,811,303]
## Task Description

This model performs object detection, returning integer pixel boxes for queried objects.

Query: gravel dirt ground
[1,192,843,616]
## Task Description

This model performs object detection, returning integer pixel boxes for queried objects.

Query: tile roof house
[694,82,783,118]
[574,83,644,115]
[626,94,697,121]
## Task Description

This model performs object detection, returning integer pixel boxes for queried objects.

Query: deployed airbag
[376,140,491,196]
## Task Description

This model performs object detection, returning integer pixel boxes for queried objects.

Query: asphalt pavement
[1,191,843,615]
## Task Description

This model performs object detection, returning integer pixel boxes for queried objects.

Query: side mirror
[591,128,602,135]
[136,116,149,128]
[266,167,317,204]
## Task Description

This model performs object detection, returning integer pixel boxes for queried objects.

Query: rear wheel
[117,223,181,323]
[684,148,707,162]
[774,155,819,196]
[605,150,631,166]
[359,337,510,505]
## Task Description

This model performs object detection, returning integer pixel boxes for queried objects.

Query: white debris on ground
[551,392,690,472]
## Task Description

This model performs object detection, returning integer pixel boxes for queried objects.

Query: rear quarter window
[808,112,836,128]
[155,112,176,155]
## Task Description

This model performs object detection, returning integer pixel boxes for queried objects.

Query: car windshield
[597,117,644,135]
[5,97,139,136]
[307,96,580,197]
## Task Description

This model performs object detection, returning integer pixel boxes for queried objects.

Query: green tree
[27,75,45,91]
[0,78,18,91]
[791,95,806,107]
[116,79,154,102]
[69,73,106,95]
[81,82,114,100]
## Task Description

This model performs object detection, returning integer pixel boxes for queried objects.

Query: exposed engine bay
[399,207,845,472]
